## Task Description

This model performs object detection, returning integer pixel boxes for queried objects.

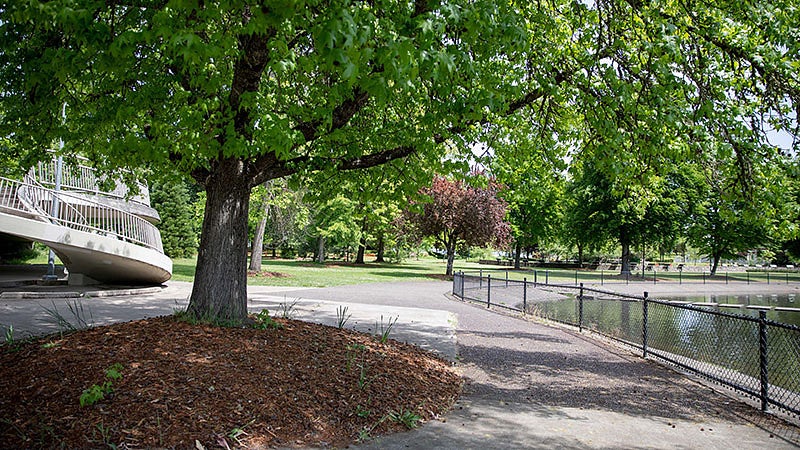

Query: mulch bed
[0,316,461,449]
[246,270,291,278]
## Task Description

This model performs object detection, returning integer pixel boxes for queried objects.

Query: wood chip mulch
[0,316,462,449]
[246,270,291,278]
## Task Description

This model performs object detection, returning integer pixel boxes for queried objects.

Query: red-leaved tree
[403,176,511,276]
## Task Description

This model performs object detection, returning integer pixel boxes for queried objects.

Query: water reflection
[660,294,800,327]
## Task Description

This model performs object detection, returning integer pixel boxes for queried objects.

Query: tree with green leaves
[150,179,199,258]
[489,110,570,269]
[2,0,796,323]
[686,142,789,275]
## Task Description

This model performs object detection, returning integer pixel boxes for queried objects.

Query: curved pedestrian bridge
[0,158,171,285]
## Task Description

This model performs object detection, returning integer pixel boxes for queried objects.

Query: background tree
[686,144,787,275]
[403,176,511,276]
[150,179,198,258]
[489,111,570,269]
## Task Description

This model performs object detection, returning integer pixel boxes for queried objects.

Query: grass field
[171,256,489,287]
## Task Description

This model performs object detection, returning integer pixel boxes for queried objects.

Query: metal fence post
[601,270,604,285]
[703,272,706,284]
[546,270,549,285]
[487,274,491,308]
[758,310,769,412]
[479,269,483,288]
[726,272,728,284]
[578,283,584,332]
[642,292,649,359]
[747,272,750,284]
[575,270,578,286]
[786,272,789,284]
[767,272,770,284]
[506,270,509,287]
[523,277,527,313]
[534,270,538,287]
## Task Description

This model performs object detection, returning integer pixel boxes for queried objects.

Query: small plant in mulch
[250,309,283,330]
[375,315,398,344]
[389,408,423,429]
[80,363,124,407]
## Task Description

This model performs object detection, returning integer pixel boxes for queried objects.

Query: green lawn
[170,256,489,287]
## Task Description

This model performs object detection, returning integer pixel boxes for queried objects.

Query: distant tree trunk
[446,247,456,276]
[271,246,277,258]
[444,232,457,276]
[355,236,366,264]
[514,241,522,269]
[375,234,385,262]
[710,251,722,276]
[355,219,367,264]
[577,242,584,266]
[316,236,325,264]
[187,158,250,324]
[249,213,268,272]
[620,229,632,275]
[641,245,646,278]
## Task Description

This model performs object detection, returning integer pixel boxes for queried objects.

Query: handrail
[33,157,151,206]
[0,176,164,253]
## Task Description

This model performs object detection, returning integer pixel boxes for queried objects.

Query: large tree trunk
[514,241,522,270]
[249,214,268,272]
[187,159,251,324]
[375,234,385,263]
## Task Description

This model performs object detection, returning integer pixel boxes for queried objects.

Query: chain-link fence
[453,271,800,418]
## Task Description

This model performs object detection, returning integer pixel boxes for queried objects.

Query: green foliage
[42,300,94,336]
[356,404,371,418]
[336,305,351,329]
[150,179,199,258]
[252,309,283,330]
[80,364,123,407]
[375,315,398,344]
[2,324,12,346]
[345,343,367,372]
[389,409,422,429]
[277,299,299,319]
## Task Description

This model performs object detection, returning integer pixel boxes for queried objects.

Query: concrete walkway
[1,277,799,448]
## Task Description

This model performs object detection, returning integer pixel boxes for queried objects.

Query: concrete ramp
[0,175,171,285]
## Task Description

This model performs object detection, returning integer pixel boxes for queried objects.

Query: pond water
[661,294,800,328]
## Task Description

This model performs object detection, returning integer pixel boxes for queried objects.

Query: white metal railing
[1,176,164,253]
[34,156,151,206]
